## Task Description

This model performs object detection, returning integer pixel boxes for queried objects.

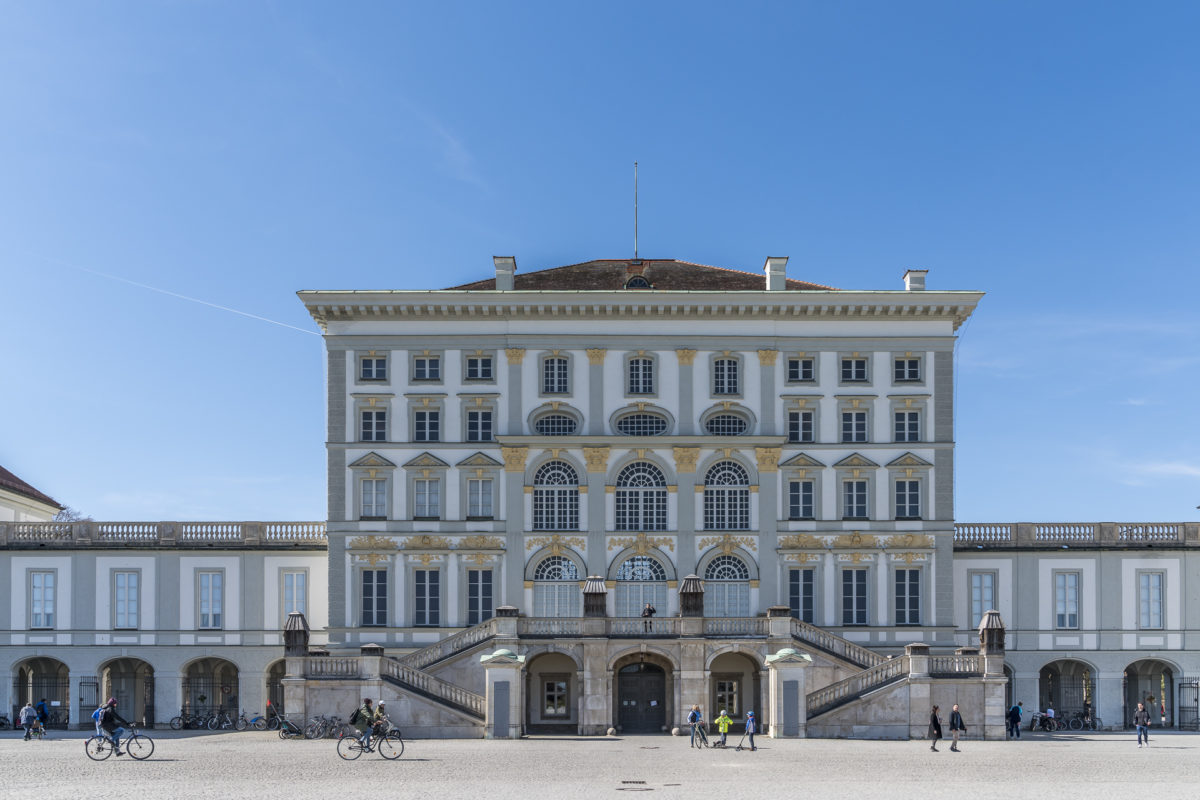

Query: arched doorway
[181,658,239,716]
[708,652,761,733]
[1125,659,1175,728]
[524,652,579,733]
[1039,659,1093,723]
[615,657,669,733]
[266,660,286,717]
[100,658,155,726]
[11,657,70,729]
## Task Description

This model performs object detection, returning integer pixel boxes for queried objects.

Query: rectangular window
[114,571,139,629]
[1139,572,1163,630]
[789,568,815,623]
[543,357,569,394]
[969,572,995,628]
[894,411,920,442]
[895,568,920,625]
[713,359,739,395]
[788,480,815,520]
[467,569,494,626]
[787,410,814,443]
[413,356,441,381]
[362,569,387,627]
[543,678,569,717]
[1054,572,1079,629]
[467,410,493,442]
[414,478,441,519]
[467,478,493,518]
[841,357,868,382]
[715,679,740,717]
[842,569,868,625]
[360,410,387,442]
[283,570,307,617]
[414,569,440,627]
[787,357,815,383]
[841,411,867,443]
[413,410,440,442]
[198,571,224,629]
[30,571,55,629]
[895,479,921,519]
[465,355,493,381]
[843,480,868,519]
[628,358,654,394]
[360,356,387,381]
[894,357,921,382]
[361,478,387,519]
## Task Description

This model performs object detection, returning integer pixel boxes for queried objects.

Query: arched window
[533,461,580,531]
[615,413,669,436]
[533,414,578,435]
[614,555,668,617]
[704,555,751,617]
[703,461,750,530]
[532,555,581,617]
[615,463,668,531]
[624,276,652,289]
[704,414,748,436]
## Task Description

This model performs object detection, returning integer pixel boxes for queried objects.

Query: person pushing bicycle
[98,698,132,756]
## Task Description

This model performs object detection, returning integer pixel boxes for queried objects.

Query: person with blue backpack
[98,698,132,756]
[91,703,106,736]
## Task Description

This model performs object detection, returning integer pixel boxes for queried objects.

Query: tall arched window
[704,555,751,617]
[614,555,668,617]
[532,555,581,617]
[533,461,580,531]
[703,461,750,530]
[615,462,668,531]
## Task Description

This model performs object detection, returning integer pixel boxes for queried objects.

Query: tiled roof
[0,465,62,510]
[445,259,838,291]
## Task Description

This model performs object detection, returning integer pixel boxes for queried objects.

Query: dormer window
[624,276,652,289]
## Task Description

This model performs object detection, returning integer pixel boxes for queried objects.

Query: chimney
[903,269,928,291]
[493,256,517,291]
[764,257,788,291]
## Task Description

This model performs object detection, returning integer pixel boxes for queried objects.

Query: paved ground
[5,728,1197,799]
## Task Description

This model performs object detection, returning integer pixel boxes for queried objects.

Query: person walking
[686,704,704,748]
[928,705,943,752]
[715,709,732,747]
[1133,702,1151,748]
[1008,702,1023,739]
[35,698,49,735]
[641,602,656,632]
[744,711,758,751]
[949,703,966,752]
[19,702,37,741]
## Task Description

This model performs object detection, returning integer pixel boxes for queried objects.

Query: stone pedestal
[480,649,525,739]
[765,648,812,738]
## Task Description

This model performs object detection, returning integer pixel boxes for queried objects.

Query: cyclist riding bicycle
[353,698,375,751]
[98,698,132,756]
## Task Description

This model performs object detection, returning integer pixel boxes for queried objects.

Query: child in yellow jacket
[715,710,732,747]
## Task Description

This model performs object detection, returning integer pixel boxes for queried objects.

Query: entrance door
[617,663,666,733]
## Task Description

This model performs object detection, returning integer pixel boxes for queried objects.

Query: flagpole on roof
[634,161,639,261]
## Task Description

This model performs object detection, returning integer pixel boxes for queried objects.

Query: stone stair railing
[806,655,910,718]
[790,619,886,670]
[381,657,485,720]
[397,618,500,670]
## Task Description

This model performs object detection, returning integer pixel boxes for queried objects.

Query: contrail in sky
[22,252,321,336]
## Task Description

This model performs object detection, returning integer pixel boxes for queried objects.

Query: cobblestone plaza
[7,730,1196,799]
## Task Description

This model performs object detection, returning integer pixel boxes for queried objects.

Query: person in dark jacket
[745,711,757,751]
[1133,702,1151,747]
[99,698,132,755]
[928,705,943,752]
[641,602,656,632]
[1007,702,1022,739]
[948,704,966,752]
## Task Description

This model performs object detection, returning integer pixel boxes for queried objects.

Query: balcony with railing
[954,522,1198,549]
[0,521,327,548]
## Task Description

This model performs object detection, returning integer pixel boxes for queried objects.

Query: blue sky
[2,1,1197,522]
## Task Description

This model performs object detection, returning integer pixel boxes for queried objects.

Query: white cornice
[297,289,985,333]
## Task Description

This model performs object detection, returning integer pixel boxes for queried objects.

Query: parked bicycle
[248,709,279,731]
[207,709,237,731]
[169,710,206,730]
[336,722,404,760]
[85,725,154,761]
[277,714,304,740]
[0,714,10,729]
[1067,713,1103,731]
[306,714,353,740]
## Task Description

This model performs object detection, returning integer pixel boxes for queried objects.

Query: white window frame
[969,571,996,628]
[283,569,308,618]
[1054,571,1080,630]
[412,353,442,382]
[893,355,922,383]
[467,477,494,519]
[789,567,815,623]
[1138,571,1163,630]
[464,352,495,382]
[894,478,921,520]
[712,356,741,396]
[840,355,869,383]
[841,410,868,443]
[894,410,920,443]
[788,409,815,443]
[627,354,656,396]
[198,570,224,630]
[841,568,868,625]
[895,567,921,625]
[358,353,388,382]
[466,568,494,625]
[842,479,869,520]
[788,479,815,520]
[541,354,570,395]
[114,570,140,630]
[361,568,387,627]
[786,355,816,383]
[413,477,442,519]
[466,408,494,442]
[30,570,56,629]
[360,409,387,442]
[413,568,440,627]
[361,477,388,519]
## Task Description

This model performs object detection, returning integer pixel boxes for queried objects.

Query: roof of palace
[446,259,838,291]
[0,465,62,510]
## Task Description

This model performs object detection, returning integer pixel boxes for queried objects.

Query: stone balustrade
[0,521,327,548]
[954,522,1199,548]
